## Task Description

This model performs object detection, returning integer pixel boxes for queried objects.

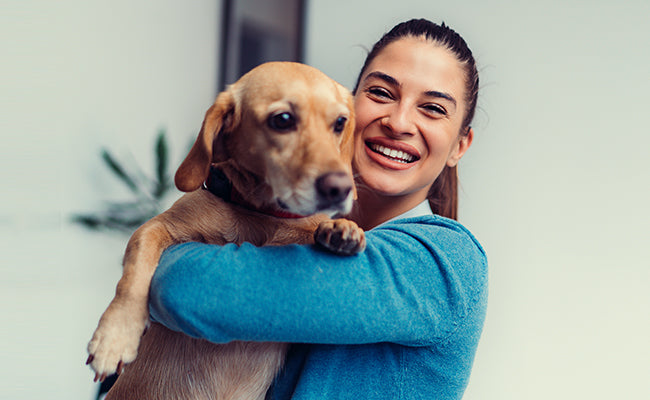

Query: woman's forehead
[363,37,465,96]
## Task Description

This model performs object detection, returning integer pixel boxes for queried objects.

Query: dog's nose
[316,172,352,205]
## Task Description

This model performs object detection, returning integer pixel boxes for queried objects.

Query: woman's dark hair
[354,19,479,220]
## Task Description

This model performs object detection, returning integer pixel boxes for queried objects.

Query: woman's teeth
[369,143,416,163]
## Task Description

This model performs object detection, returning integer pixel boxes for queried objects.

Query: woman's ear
[174,90,237,192]
[446,127,474,168]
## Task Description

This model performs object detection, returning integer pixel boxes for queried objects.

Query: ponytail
[428,165,458,220]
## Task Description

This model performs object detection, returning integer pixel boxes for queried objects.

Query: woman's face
[353,36,473,204]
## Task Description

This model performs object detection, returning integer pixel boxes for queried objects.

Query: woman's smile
[364,137,420,170]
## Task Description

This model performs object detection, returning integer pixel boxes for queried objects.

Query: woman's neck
[350,188,428,230]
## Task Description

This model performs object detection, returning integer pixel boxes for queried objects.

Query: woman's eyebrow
[363,71,400,87]
[424,90,457,107]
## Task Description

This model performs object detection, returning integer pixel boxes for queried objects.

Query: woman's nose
[380,104,416,136]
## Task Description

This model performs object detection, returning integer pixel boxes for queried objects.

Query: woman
[149,19,487,399]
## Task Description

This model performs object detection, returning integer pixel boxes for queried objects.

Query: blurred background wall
[1,1,221,399]
[1,1,648,399]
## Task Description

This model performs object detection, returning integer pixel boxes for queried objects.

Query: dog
[86,61,366,399]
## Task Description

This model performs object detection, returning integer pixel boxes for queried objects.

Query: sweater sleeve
[148,216,487,347]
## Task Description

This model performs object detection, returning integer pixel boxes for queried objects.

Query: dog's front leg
[87,218,173,382]
[314,218,366,255]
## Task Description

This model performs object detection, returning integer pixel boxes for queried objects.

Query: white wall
[305,0,649,399]
[3,1,648,399]
[1,1,220,399]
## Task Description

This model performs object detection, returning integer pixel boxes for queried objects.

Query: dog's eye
[333,116,347,134]
[268,112,297,132]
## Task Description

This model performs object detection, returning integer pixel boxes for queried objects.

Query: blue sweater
[149,213,488,399]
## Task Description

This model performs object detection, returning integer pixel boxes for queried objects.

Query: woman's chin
[356,171,406,197]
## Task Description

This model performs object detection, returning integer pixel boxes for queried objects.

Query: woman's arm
[149,216,487,346]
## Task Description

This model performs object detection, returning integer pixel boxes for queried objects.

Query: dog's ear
[338,89,357,199]
[335,84,356,166]
[175,90,238,192]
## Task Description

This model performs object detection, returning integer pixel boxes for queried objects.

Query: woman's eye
[367,87,392,100]
[333,116,347,134]
[422,104,447,116]
[268,111,297,132]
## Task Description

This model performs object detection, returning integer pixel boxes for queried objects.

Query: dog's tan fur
[86,62,365,399]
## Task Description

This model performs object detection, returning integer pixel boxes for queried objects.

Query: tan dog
[86,62,365,399]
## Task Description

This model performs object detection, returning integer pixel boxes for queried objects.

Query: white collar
[378,200,433,227]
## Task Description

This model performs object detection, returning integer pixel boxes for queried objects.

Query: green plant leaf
[73,130,178,236]
[153,130,170,199]
[70,214,103,229]
[101,149,140,194]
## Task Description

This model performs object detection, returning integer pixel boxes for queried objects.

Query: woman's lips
[364,137,421,170]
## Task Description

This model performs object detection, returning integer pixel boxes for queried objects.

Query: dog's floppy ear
[339,98,356,166]
[335,83,356,167]
[338,88,357,199]
[175,90,238,192]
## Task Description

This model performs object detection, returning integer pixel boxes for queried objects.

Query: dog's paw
[314,218,366,255]
[86,306,148,382]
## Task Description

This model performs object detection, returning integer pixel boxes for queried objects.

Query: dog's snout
[316,172,352,205]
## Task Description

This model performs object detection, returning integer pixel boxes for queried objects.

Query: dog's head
[175,62,356,217]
